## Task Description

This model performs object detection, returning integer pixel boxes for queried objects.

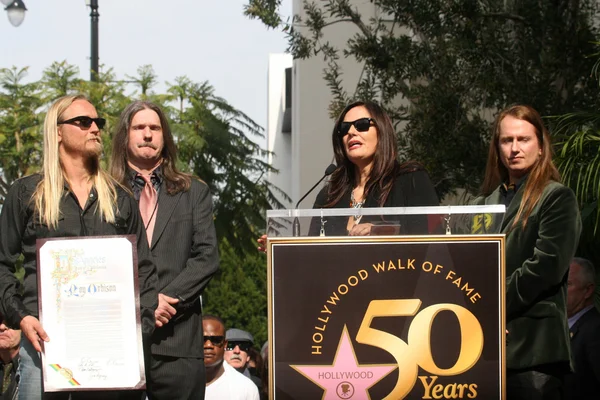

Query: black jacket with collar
[309,168,439,236]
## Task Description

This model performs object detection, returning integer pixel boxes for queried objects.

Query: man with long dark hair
[110,101,219,399]
[476,104,582,399]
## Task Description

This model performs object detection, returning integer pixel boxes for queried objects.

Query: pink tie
[139,174,157,245]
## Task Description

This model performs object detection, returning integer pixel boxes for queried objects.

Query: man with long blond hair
[476,104,582,399]
[0,94,158,399]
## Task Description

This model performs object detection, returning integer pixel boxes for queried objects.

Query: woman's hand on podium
[348,223,374,236]
[258,234,267,253]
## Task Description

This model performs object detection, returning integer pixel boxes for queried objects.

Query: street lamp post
[87,0,100,82]
[4,1,99,82]
[2,0,27,27]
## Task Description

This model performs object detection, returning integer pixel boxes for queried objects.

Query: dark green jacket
[475,180,582,370]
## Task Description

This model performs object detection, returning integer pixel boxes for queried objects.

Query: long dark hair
[325,101,412,207]
[110,101,191,195]
[480,104,560,229]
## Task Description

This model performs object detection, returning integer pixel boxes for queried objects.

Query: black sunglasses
[225,341,251,352]
[338,117,374,136]
[203,335,225,346]
[58,116,106,130]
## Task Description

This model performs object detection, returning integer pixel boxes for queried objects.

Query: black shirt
[0,174,158,337]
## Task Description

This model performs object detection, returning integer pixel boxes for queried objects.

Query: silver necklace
[350,191,364,225]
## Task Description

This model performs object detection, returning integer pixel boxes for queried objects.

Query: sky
[1,0,291,134]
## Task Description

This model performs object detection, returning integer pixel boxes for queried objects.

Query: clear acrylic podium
[266,205,507,400]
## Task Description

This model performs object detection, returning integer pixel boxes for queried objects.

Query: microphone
[293,163,337,236]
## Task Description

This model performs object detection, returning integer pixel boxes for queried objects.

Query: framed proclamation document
[37,235,145,392]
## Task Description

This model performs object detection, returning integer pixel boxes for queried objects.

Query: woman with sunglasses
[258,101,438,249]
[308,100,439,236]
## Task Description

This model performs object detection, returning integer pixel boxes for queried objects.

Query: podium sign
[268,235,505,400]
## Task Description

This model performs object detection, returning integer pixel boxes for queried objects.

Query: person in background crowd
[203,316,258,400]
[474,104,582,399]
[0,316,21,400]
[224,329,261,389]
[0,94,158,400]
[111,101,219,400]
[564,257,600,400]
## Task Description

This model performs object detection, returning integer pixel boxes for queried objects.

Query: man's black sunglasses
[203,335,225,346]
[225,341,251,352]
[338,117,374,136]
[58,116,106,130]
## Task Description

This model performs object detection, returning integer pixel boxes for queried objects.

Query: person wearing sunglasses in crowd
[257,100,438,249]
[202,316,259,400]
[224,329,261,390]
[309,100,439,236]
[0,94,158,400]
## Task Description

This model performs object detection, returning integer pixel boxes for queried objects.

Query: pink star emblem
[291,325,397,399]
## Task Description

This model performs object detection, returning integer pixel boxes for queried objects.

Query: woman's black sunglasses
[338,117,374,136]
[58,116,106,130]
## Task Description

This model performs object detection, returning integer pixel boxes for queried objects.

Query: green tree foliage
[203,239,268,347]
[0,67,43,202]
[246,0,600,198]
[0,61,282,340]
[552,50,600,265]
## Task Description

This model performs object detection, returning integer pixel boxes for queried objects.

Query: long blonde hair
[34,94,118,228]
[480,104,560,229]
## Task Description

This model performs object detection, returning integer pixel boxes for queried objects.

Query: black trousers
[507,364,566,400]
[146,355,205,400]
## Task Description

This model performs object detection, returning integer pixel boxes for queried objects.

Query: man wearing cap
[224,329,261,388]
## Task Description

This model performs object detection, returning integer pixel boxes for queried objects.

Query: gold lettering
[358,269,368,280]
[321,305,332,314]
[348,275,359,286]
[422,261,433,272]
[443,383,458,399]
[470,293,482,304]
[452,277,462,287]
[446,270,456,280]
[457,384,469,397]
[419,376,438,399]
[373,262,386,273]
[326,292,340,306]
[315,324,326,332]
[407,258,415,269]
[432,383,444,399]
[461,282,474,297]
[312,333,323,343]
[387,260,397,270]
[318,316,329,324]
[434,264,443,274]
[467,384,478,398]
[311,346,322,355]
[338,284,348,295]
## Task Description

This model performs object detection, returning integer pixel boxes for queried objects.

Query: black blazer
[564,307,600,399]
[309,169,439,236]
[148,178,219,358]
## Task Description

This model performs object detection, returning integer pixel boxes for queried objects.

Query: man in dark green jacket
[476,105,582,399]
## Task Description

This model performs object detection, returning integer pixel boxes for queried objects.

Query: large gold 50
[356,300,484,399]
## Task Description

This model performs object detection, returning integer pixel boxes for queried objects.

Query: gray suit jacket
[148,178,219,358]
